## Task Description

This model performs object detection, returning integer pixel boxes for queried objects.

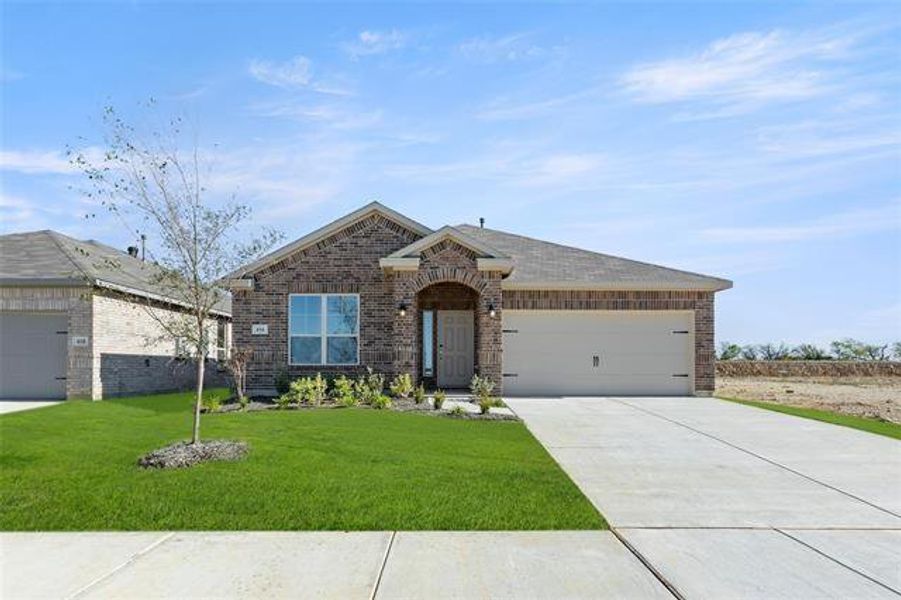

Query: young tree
[71,104,281,444]
[893,342,901,361]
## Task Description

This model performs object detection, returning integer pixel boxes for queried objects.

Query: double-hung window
[289,294,359,365]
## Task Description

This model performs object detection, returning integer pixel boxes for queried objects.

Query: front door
[437,310,474,388]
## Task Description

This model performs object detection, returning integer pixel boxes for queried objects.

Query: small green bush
[478,397,503,415]
[413,384,426,405]
[288,374,329,406]
[355,368,385,405]
[470,374,495,402]
[371,394,392,410]
[274,393,294,409]
[389,373,414,399]
[237,395,250,411]
[201,394,222,412]
[274,369,291,396]
[433,389,446,410]
[332,375,357,407]
[449,405,466,416]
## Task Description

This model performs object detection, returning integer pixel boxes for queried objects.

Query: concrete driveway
[0,399,62,415]
[506,396,901,598]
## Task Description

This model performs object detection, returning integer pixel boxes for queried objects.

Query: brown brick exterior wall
[231,214,717,397]
[233,214,423,391]
[503,290,716,394]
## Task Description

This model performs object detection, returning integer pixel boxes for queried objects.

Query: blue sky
[2,2,899,346]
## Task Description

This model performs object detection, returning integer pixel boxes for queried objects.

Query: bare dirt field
[716,376,901,424]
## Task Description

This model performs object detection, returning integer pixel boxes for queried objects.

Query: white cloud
[249,100,382,130]
[343,29,407,59]
[457,33,550,63]
[620,27,858,112]
[701,201,901,243]
[0,150,76,174]
[0,193,35,225]
[248,56,313,89]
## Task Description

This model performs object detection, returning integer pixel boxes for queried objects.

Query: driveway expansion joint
[610,527,684,600]
[775,529,901,596]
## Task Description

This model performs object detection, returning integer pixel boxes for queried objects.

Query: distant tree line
[717,339,901,362]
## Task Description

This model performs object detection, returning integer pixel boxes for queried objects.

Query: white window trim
[288,293,361,366]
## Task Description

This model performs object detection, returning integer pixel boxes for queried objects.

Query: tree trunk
[192,352,205,445]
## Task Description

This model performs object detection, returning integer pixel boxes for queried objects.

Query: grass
[0,389,605,531]
[718,396,901,440]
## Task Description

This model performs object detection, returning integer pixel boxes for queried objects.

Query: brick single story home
[0,230,230,400]
[229,202,732,397]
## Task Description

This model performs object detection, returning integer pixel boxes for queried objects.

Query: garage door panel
[503,311,693,396]
[0,313,68,399]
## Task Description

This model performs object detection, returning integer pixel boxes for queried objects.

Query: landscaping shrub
[389,373,414,399]
[449,405,466,416]
[355,368,385,405]
[371,394,392,410]
[433,389,446,410]
[478,397,503,415]
[413,384,426,405]
[201,393,222,413]
[274,393,294,410]
[274,369,291,396]
[332,375,357,407]
[469,374,495,402]
[237,394,250,411]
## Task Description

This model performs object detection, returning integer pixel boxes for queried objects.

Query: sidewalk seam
[612,398,901,521]
[776,529,901,597]
[370,530,396,600]
[66,532,175,600]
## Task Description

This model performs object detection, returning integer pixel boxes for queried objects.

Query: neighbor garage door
[502,310,693,396]
[0,313,68,399]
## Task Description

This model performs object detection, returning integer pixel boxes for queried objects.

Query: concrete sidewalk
[0,531,670,599]
[0,400,62,415]
[506,396,901,599]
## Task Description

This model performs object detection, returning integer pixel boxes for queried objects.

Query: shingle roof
[456,224,732,291]
[0,230,231,315]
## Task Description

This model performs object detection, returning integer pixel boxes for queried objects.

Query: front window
[289,294,359,365]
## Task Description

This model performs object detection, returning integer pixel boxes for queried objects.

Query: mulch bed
[138,440,249,469]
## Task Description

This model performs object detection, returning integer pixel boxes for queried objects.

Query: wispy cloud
[249,56,312,88]
[247,56,352,95]
[457,33,552,63]
[701,201,900,243]
[620,26,863,115]
[343,29,407,59]
[249,100,383,130]
[0,149,76,174]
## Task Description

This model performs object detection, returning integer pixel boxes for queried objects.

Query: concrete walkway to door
[506,396,901,598]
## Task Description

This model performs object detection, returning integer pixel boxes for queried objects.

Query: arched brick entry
[389,244,504,392]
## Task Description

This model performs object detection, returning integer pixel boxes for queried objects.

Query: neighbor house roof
[456,224,732,291]
[0,230,231,316]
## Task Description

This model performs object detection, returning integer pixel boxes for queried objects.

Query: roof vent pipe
[479,217,485,228]
[126,246,139,258]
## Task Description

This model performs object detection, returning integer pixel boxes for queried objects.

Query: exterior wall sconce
[398,302,408,317]
[488,303,497,318]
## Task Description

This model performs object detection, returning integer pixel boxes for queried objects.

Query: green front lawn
[718,396,901,440]
[0,390,605,531]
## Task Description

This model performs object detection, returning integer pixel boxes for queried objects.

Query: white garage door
[502,311,693,396]
[0,313,68,399]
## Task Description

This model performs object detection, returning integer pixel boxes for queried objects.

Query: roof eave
[501,280,733,292]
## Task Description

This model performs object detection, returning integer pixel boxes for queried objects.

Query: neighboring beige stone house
[0,230,230,400]
[229,202,732,397]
